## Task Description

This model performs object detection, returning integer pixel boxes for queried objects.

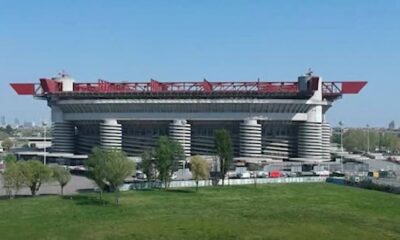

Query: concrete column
[240,119,262,157]
[100,119,122,150]
[169,119,191,157]
[321,123,332,161]
[52,121,75,153]
[297,122,323,160]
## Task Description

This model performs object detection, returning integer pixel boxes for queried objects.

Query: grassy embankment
[0,183,399,240]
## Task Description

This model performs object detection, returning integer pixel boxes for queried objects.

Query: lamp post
[43,121,47,165]
[366,124,370,153]
[339,121,344,172]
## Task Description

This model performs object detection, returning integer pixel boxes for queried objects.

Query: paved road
[0,174,96,197]
[363,159,400,175]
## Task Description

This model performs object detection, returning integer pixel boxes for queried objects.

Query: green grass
[0,183,399,240]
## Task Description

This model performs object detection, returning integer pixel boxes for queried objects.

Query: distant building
[13,118,20,127]
[388,121,396,130]
[1,116,6,127]
[23,121,34,128]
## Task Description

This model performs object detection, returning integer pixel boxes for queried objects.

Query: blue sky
[1,0,399,127]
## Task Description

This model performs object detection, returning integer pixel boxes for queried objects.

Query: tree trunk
[115,189,119,205]
[196,180,199,192]
[30,184,37,196]
[31,189,36,196]
[99,189,103,202]
[61,186,64,196]
[164,172,168,190]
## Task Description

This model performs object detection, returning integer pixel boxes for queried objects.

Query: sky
[0,0,399,127]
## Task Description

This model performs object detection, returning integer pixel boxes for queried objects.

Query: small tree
[214,129,233,186]
[190,155,210,192]
[103,150,135,205]
[141,150,156,182]
[154,136,184,190]
[2,161,25,199]
[5,125,13,135]
[52,166,72,196]
[86,147,135,205]
[20,160,53,196]
[86,147,108,201]
[4,154,17,164]
[2,138,14,151]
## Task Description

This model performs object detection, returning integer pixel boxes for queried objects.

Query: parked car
[269,171,282,178]
[0,160,4,173]
[171,172,178,180]
[256,171,268,178]
[227,171,239,179]
[238,172,251,179]
[314,170,330,177]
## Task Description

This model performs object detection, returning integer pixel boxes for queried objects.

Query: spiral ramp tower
[297,122,323,161]
[52,121,75,153]
[100,119,122,150]
[321,123,332,161]
[240,120,262,157]
[75,123,99,154]
[169,120,191,157]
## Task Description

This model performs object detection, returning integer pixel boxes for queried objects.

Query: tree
[5,125,13,135]
[86,147,109,201]
[154,136,184,190]
[2,138,14,151]
[342,129,400,153]
[52,166,72,196]
[103,150,135,205]
[86,147,135,205]
[4,154,17,164]
[2,161,25,199]
[0,131,10,141]
[190,155,210,192]
[141,150,156,182]
[19,160,53,196]
[214,129,233,186]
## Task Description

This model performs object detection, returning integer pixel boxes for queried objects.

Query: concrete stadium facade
[11,74,366,163]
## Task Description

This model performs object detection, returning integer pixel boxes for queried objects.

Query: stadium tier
[11,73,366,162]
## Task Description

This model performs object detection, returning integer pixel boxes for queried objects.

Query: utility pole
[43,121,47,165]
[339,121,344,173]
[366,124,370,153]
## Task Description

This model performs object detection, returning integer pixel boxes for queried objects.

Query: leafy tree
[87,147,135,205]
[380,132,400,152]
[5,125,13,135]
[342,129,400,153]
[0,131,10,141]
[214,129,233,186]
[141,150,156,181]
[154,136,184,190]
[4,154,17,164]
[103,151,135,205]
[52,166,72,196]
[2,161,25,199]
[190,155,210,192]
[19,160,53,196]
[2,138,14,151]
[86,147,108,201]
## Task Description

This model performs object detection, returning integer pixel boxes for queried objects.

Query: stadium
[11,73,366,164]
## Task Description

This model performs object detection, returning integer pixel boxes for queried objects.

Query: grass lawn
[0,183,399,240]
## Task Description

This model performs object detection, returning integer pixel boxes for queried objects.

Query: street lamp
[366,124,370,153]
[339,121,344,172]
[43,121,47,165]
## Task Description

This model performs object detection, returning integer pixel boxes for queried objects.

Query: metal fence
[120,176,327,191]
